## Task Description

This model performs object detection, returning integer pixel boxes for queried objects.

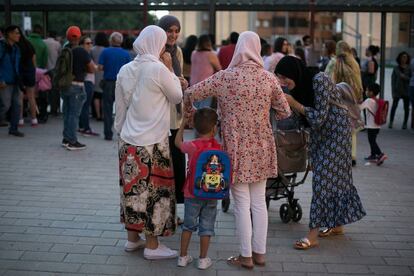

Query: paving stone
[64,253,108,264]
[20,251,67,262]
[282,262,327,273]
[50,244,93,254]
[325,264,370,274]
[0,250,24,260]
[368,265,413,275]
[78,264,126,274]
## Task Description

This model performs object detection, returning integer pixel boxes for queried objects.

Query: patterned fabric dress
[119,137,176,236]
[304,73,366,229]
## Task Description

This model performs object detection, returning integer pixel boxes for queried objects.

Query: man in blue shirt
[0,25,23,137]
[98,32,131,140]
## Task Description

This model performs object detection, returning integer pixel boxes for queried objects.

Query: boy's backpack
[331,82,364,129]
[52,47,73,90]
[370,98,389,125]
[187,139,232,200]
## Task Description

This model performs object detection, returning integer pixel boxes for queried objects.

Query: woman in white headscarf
[184,31,291,269]
[114,25,183,260]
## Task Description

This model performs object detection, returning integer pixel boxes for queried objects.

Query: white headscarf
[133,25,167,64]
[227,31,264,69]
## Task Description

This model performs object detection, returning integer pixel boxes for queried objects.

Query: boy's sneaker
[61,138,70,147]
[177,255,193,267]
[377,153,388,166]
[198,257,212,270]
[143,243,178,260]
[364,155,377,162]
[124,239,146,252]
[18,119,24,127]
[66,141,86,151]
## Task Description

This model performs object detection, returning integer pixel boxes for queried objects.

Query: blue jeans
[102,80,116,139]
[182,198,217,236]
[61,85,86,143]
[79,81,94,131]
[0,84,20,132]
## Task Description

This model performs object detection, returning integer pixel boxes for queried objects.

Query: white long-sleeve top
[359,98,380,129]
[114,57,183,146]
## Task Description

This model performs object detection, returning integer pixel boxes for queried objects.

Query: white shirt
[360,98,380,129]
[114,58,182,146]
[43,37,61,70]
[263,52,284,73]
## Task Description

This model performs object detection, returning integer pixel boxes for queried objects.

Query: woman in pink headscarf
[184,31,291,269]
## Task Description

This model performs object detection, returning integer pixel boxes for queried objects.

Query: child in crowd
[174,107,220,270]
[359,83,388,165]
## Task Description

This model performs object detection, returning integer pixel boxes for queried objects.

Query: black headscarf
[158,15,182,77]
[275,55,315,108]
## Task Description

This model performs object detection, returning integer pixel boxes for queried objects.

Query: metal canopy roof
[2,0,414,12]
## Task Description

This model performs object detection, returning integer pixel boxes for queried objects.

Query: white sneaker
[177,255,193,267]
[124,239,146,252]
[143,243,178,260]
[198,257,212,270]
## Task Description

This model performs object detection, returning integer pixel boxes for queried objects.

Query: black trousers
[169,129,186,204]
[390,96,410,125]
[367,128,382,156]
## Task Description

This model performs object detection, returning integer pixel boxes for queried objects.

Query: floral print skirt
[119,138,176,236]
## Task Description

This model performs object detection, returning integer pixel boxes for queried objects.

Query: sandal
[252,252,265,266]
[227,255,254,270]
[318,228,344,238]
[294,238,319,250]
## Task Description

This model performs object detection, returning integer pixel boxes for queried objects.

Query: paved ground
[1,73,414,275]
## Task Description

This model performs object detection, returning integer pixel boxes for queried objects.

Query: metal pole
[90,11,94,34]
[309,0,316,43]
[379,12,387,99]
[143,0,148,27]
[42,11,48,37]
[5,0,12,26]
[209,0,216,37]
[285,11,289,37]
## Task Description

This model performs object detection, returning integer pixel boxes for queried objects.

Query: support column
[309,0,316,42]
[5,0,12,26]
[379,12,387,99]
[143,0,148,27]
[42,11,48,37]
[209,0,216,36]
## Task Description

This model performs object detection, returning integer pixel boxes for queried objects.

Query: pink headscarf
[227,31,264,69]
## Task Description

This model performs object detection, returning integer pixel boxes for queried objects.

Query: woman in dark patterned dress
[275,56,366,250]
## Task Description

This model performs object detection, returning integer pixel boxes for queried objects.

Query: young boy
[359,83,388,165]
[174,107,220,270]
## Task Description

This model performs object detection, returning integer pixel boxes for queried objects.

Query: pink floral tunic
[184,64,291,184]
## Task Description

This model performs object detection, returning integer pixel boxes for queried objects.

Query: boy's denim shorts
[182,198,218,236]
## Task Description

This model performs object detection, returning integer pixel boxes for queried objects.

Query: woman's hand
[284,94,305,115]
[160,52,173,72]
[179,77,188,90]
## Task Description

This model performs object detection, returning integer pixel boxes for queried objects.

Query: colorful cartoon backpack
[187,139,232,200]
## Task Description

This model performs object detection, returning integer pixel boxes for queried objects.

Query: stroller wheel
[222,198,230,213]
[265,197,271,210]
[291,203,303,222]
[279,203,292,223]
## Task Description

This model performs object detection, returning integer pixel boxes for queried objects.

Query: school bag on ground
[331,82,364,129]
[52,47,73,90]
[187,139,232,200]
[370,98,389,125]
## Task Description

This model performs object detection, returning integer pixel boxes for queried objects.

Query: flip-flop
[227,255,254,270]
[318,228,344,238]
[294,238,319,250]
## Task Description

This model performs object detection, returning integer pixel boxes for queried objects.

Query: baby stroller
[222,111,310,224]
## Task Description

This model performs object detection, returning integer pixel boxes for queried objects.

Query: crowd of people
[0,15,413,270]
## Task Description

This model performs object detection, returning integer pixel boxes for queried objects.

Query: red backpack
[371,98,389,125]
